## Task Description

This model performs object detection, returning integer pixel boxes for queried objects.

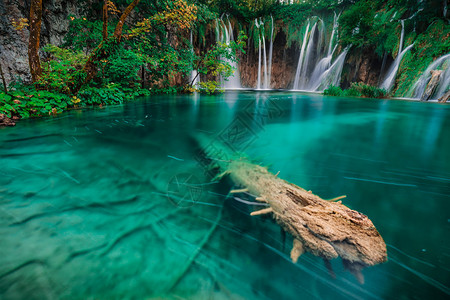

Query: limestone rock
[421,70,443,101]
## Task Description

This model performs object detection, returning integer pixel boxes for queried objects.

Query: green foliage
[39,44,88,93]
[0,80,151,120]
[101,46,145,85]
[78,83,151,105]
[0,88,70,119]
[394,20,450,97]
[194,31,247,87]
[63,17,106,52]
[323,85,343,96]
[323,83,387,98]
[198,81,224,94]
[348,82,387,98]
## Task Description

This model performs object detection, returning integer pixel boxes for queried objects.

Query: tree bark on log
[195,133,387,283]
[28,0,43,83]
[421,70,443,101]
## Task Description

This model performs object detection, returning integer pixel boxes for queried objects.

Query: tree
[26,0,196,94]
[28,0,43,82]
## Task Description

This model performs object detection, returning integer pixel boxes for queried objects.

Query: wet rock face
[0,0,82,84]
[239,28,297,89]
[341,48,384,89]
[422,70,443,101]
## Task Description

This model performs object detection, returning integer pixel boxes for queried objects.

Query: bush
[101,47,145,85]
[77,83,150,105]
[323,85,343,96]
[323,83,387,98]
[0,89,71,119]
[347,82,387,98]
[198,81,224,95]
[39,44,88,93]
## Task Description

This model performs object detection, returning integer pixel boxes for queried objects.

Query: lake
[1,91,449,299]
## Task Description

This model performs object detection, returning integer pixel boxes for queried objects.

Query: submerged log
[438,90,450,103]
[421,70,443,101]
[195,134,387,283]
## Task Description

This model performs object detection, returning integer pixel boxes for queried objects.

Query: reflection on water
[0,91,449,299]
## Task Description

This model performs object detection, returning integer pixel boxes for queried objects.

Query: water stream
[380,20,413,91]
[217,18,242,89]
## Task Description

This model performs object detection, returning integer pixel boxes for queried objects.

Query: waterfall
[189,30,200,87]
[307,45,336,90]
[262,33,268,89]
[216,17,241,89]
[444,0,448,18]
[291,14,351,92]
[256,19,262,90]
[308,47,349,91]
[224,18,241,89]
[411,53,450,99]
[298,23,317,89]
[380,20,413,91]
[255,18,271,90]
[328,12,339,56]
[254,17,274,90]
[293,22,310,90]
[267,15,274,89]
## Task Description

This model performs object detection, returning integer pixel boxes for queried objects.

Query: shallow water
[1,91,449,299]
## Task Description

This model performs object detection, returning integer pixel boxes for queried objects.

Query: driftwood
[195,134,387,283]
[421,70,442,101]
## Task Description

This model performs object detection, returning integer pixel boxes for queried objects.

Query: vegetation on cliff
[0,0,448,122]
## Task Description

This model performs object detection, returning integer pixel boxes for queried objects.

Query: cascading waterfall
[255,18,272,90]
[297,23,318,89]
[267,15,274,89]
[380,20,413,91]
[216,17,242,89]
[410,53,450,99]
[255,19,262,90]
[308,47,349,91]
[262,26,268,89]
[225,18,242,89]
[328,12,339,56]
[189,30,200,87]
[293,22,310,90]
[293,16,345,92]
[307,13,342,91]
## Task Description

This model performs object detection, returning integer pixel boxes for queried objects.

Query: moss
[394,20,450,97]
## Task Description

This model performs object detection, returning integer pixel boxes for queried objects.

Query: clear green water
[1,91,449,299]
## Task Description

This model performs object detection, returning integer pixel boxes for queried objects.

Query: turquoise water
[1,91,449,299]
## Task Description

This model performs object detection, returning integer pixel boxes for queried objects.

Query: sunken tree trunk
[194,133,387,284]
[28,0,43,83]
